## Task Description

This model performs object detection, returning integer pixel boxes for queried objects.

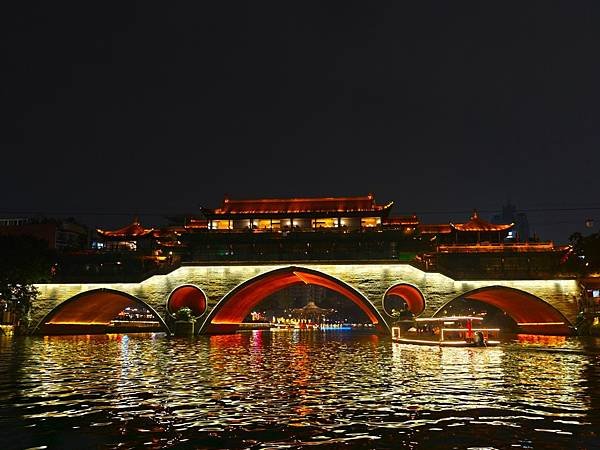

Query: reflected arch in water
[433,285,574,335]
[166,284,207,318]
[382,283,426,316]
[199,266,389,334]
[34,288,170,335]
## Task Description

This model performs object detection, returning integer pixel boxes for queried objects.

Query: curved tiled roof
[96,219,154,238]
[451,210,513,232]
[211,194,392,215]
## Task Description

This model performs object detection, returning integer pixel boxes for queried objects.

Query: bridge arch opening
[166,284,207,318]
[433,286,574,336]
[382,283,426,317]
[34,288,170,335]
[199,266,389,334]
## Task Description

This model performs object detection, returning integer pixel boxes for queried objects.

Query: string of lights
[0,206,598,217]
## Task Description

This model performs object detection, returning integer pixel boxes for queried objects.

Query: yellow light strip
[47,321,111,326]
[394,338,442,344]
[110,320,160,325]
[415,316,483,322]
[292,271,311,285]
[394,337,501,346]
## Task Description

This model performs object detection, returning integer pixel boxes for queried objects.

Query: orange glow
[451,210,513,232]
[384,283,426,315]
[418,224,453,234]
[460,287,573,335]
[204,267,384,331]
[96,219,154,238]
[36,289,169,334]
[360,217,381,227]
[210,219,231,230]
[47,291,134,325]
[312,218,338,228]
[167,285,207,317]
[383,216,420,226]
[211,195,392,215]
[437,242,560,253]
[516,322,565,326]
[517,334,567,345]
[184,219,208,229]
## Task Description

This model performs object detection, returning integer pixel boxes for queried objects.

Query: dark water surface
[1,331,600,449]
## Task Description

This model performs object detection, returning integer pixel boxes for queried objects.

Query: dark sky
[2,2,599,242]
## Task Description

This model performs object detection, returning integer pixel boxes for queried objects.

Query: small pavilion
[418,210,514,245]
[450,210,514,244]
[291,301,335,322]
[96,218,155,252]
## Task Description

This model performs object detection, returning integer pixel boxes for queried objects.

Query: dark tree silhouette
[0,236,54,329]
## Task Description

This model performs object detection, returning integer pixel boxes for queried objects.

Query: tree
[568,231,600,275]
[0,236,54,329]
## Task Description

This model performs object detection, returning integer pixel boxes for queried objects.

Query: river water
[1,331,599,449]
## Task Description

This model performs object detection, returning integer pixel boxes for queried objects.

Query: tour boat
[391,316,500,347]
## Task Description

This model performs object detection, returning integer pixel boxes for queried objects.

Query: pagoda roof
[97,219,154,238]
[291,301,334,318]
[418,224,453,234]
[184,218,209,230]
[383,215,420,226]
[451,210,513,232]
[207,194,393,215]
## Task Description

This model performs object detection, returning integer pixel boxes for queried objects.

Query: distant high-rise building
[492,202,530,242]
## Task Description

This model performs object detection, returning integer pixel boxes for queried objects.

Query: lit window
[361,217,380,227]
[312,218,338,228]
[211,220,232,230]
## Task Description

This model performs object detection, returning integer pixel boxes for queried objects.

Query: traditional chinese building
[96,218,184,255]
[417,210,514,244]
[415,211,568,278]
[449,210,514,244]
[200,194,394,232]
[382,215,420,235]
[96,218,156,252]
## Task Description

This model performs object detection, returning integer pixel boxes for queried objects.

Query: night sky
[2,2,599,242]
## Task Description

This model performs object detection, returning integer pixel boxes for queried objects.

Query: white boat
[391,316,500,347]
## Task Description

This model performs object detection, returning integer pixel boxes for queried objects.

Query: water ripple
[0,332,599,449]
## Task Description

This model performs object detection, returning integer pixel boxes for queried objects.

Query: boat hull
[392,337,500,347]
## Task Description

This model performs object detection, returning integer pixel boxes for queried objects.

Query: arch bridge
[32,263,581,336]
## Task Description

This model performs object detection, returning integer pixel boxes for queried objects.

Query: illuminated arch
[166,284,207,318]
[382,283,426,316]
[34,288,170,335]
[433,286,574,336]
[199,266,389,334]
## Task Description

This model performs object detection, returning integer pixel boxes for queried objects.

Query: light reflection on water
[1,331,600,449]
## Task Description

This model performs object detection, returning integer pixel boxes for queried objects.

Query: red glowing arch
[382,283,426,316]
[199,266,389,334]
[34,288,170,335]
[433,286,574,336]
[166,284,207,317]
